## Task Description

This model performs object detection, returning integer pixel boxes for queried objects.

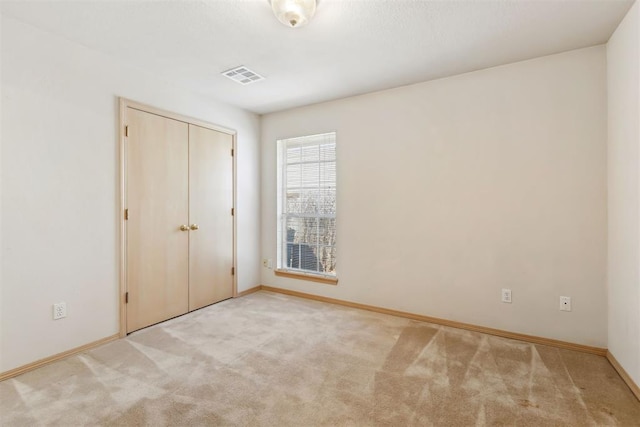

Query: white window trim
[276,132,337,282]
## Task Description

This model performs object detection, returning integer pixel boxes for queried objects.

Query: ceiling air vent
[222,66,264,85]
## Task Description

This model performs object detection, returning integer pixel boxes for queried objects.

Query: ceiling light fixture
[270,0,316,28]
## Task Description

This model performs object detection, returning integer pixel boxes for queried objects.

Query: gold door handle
[179,225,189,231]
[190,224,199,231]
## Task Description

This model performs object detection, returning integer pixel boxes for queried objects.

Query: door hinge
[125,292,129,304]
[125,125,129,137]
[231,208,234,216]
[124,209,128,220]
[231,148,234,156]
[231,267,235,275]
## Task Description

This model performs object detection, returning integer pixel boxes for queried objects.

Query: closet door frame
[118,98,238,338]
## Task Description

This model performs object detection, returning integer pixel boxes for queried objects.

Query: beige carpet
[1,291,639,426]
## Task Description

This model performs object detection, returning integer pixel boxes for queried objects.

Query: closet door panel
[188,124,234,310]
[126,108,189,332]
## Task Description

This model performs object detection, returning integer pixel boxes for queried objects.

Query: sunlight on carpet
[1,291,639,426]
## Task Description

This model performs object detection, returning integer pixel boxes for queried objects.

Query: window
[277,132,336,280]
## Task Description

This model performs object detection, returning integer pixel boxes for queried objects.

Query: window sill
[274,269,338,285]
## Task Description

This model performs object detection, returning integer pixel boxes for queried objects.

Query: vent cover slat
[222,66,264,85]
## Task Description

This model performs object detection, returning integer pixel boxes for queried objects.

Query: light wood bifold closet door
[126,108,190,333]
[125,107,234,334]
[188,124,234,311]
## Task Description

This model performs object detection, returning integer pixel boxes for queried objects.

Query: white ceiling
[1,0,634,114]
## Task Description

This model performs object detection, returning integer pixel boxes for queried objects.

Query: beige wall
[261,46,608,347]
[607,1,640,388]
[1,10,620,374]
[0,16,261,373]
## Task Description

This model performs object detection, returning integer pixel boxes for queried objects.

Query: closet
[123,104,234,334]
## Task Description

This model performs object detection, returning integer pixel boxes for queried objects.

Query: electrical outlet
[53,302,67,320]
[267,259,273,269]
[560,296,571,312]
[501,288,512,303]
[262,258,273,269]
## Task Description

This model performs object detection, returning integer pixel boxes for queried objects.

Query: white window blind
[277,132,336,276]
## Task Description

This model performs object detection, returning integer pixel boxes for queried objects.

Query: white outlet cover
[560,296,571,312]
[501,288,512,303]
[53,302,67,320]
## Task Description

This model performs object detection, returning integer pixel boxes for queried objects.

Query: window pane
[318,245,336,274]
[287,144,301,163]
[319,142,336,161]
[299,245,319,272]
[286,164,301,188]
[301,143,319,162]
[320,161,336,189]
[300,163,320,188]
[298,218,318,245]
[286,191,303,214]
[318,218,336,245]
[319,190,336,215]
[304,190,321,214]
[284,242,320,272]
[284,218,300,242]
